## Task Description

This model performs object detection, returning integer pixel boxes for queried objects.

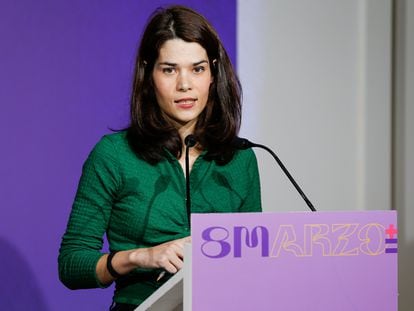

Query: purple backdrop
[0,1,236,309]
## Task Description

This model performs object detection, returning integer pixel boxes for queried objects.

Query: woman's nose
[177,72,192,91]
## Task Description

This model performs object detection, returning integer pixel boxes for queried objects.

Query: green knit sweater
[58,131,261,306]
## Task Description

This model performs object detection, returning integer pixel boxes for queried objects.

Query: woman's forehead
[156,39,208,65]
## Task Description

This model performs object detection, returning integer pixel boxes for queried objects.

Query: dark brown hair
[127,5,242,164]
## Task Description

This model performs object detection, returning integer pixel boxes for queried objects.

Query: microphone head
[184,134,197,147]
[232,137,254,150]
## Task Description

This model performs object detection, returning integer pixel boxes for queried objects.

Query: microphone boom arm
[249,141,316,212]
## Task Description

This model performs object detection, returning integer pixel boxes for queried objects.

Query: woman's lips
[175,98,196,109]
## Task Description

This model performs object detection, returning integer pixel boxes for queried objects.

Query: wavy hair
[127,5,242,165]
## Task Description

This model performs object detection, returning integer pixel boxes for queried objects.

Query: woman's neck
[177,122,196,142]
[177,122,202,173]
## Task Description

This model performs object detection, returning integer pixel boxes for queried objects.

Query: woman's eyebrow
[157,60,208,67]
[193,60,208,66]
[158,62,177,66]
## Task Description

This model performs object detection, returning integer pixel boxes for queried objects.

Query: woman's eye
[193,66,205,74]
[162,67,175,74]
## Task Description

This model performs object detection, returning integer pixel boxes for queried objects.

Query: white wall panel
[238,0,392,212]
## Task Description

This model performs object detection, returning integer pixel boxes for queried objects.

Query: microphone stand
[184,135,197,226]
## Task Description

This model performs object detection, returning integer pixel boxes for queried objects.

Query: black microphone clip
[232,137,255,150]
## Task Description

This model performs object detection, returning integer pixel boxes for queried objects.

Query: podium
[135,211,398,311]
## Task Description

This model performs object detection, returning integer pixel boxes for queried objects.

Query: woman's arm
[58,136,121,289]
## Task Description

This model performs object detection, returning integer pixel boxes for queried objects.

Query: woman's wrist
[107,251,123,278]
[99,249,141,283]
[114,250,142,273]
[128,248,146,269]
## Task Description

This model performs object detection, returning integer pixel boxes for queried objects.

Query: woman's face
[152,38,212,130]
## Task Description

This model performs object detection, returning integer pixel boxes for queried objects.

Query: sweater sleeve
[58,136,121,289]
[240,149,262,212]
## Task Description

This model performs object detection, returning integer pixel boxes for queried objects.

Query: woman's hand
[96,236,191,285]
[130,236,192,274]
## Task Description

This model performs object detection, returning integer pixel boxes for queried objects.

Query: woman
[58,5,261,310]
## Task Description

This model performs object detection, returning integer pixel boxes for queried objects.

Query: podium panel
[192,211,397,311]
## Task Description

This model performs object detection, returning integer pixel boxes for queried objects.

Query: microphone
[233,137,316,212]
[184,134,197,148]
[184,135,197,226]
